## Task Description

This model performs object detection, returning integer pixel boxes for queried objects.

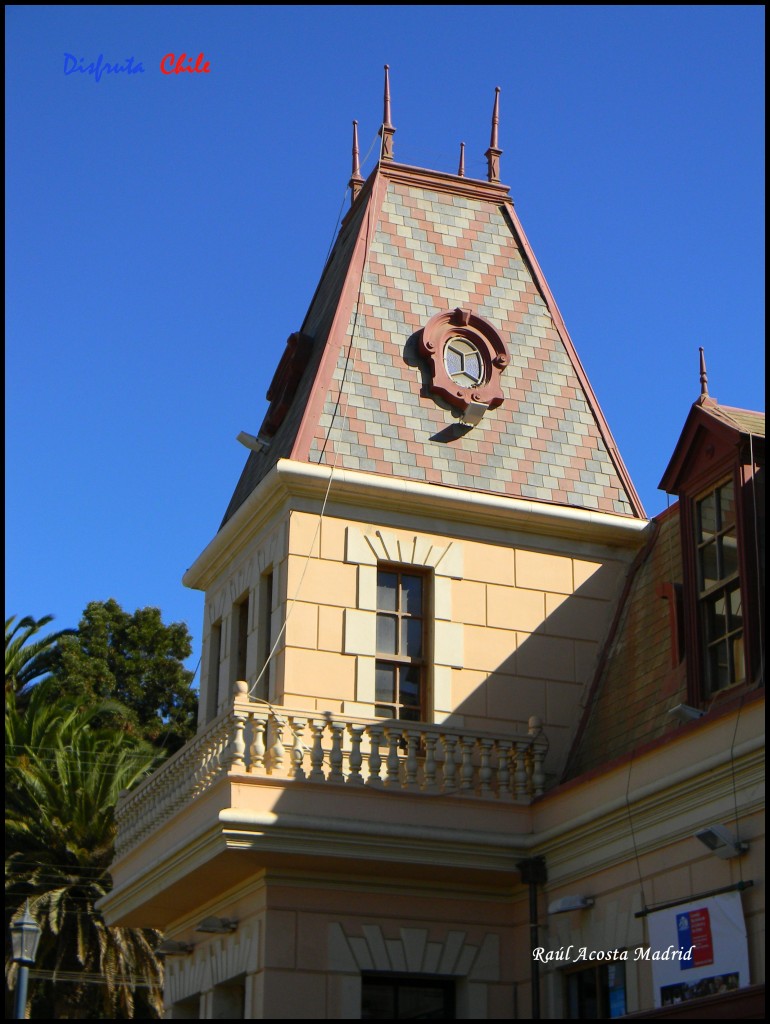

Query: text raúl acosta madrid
[533,945,696,962]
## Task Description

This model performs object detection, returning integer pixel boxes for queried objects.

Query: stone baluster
[422,732,438,790]
[329,722,346,783]
[267,716,285,775]
[347,724,365,785]
[228,713,247,770]
[460,737,476,791]
[308,719,326,781]
[478,738,494,794]
[290,717,307,780]
[496,740,512,798]
[441,734,458,793]
[528,716,546,797]
[384,727,402,787]
[514,741,529,799]
[366,725,384,787]
[249,717,266,774]
[405,729,420,790]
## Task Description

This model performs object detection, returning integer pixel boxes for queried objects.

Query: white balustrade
[114,685,549,855]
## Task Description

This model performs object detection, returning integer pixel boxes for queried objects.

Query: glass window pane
[708,639,730,692]
[375,663,396,702]
[398,984,448,1019]
[698,492,717,542]
[401,617,423,657]
[720,530,739,579]
[377,615,397,654]
[401,574,423,614]
[377,572,397,611]
[719,480,736,527]
[399,665,421,707]
[707,593,728,639]
[374,704,394,719]
[728,585,743,630]
[699,542,718,591]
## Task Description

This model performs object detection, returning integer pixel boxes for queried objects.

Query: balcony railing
[115,681,548,856]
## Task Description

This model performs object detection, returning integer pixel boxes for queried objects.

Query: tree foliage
[5,682,164,1018]
[5,614,74,708]
[50,599,198,752]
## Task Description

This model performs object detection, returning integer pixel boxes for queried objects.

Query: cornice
[378,160,512,204]
[182,459,650,591]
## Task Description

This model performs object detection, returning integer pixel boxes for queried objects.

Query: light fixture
[548,895,595,914]
[10,901,41,1020]
[668,703,705,722]
[195,916,237,934]
[156,939,194,957]
[236,431,270,453]
[694,824,748,859]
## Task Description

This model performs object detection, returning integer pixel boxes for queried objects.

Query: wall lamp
[195,916,238,934]
[548,895,595,914]
[236,431,270,453]
[694,824,748,859]
[668,703,705,722]
[156,939,194,957]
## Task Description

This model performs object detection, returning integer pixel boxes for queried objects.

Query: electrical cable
[246,129,385,711]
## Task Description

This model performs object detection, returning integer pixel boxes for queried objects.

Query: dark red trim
[552,687,764,801]
[291,169,389,463]
[501,203,646,518]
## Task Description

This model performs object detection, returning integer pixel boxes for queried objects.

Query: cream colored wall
[161,872,530,1020]
[195,501,633,780]
[278,510,632,779]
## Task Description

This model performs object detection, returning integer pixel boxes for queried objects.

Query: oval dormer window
[444,337,485,388]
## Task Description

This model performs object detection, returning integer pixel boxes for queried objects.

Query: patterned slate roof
[222,162,645,525]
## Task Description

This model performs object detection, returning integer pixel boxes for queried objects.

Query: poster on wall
[646,892,750,1008]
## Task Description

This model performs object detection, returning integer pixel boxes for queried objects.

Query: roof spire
[485,86,502,183]
[378,64,395,161]
[699,346,709,397]
[457,141,465,178]
[349,120,364,203]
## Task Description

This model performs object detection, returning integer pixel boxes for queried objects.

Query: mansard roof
[223,159,645,526]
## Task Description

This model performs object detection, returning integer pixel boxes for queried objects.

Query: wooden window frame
[680,460,762,706]
[375,566,428,722]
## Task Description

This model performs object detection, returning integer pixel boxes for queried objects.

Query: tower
[102,72,764,1020]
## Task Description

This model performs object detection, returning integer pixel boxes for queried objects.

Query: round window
[444,337,485,388]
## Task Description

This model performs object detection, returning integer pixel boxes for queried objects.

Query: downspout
[516,856,547,1019]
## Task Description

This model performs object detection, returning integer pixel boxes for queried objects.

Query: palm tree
[5,614,74,709]
[5,682,165,1018]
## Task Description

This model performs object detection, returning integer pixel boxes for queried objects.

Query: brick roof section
[564,507,686,778]
[223,162,645,526]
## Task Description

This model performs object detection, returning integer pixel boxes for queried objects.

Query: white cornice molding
[183,460,650,591]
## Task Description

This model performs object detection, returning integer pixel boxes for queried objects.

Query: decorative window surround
[164,924,257,1009]
[343,527,464,722]
[328,922,499,1019]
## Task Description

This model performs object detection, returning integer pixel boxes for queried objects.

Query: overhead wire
[247,127,385,709]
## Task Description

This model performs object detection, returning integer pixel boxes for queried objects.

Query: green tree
[5,614,74,709]
[5,681,164,1019]
[50,599,198,752]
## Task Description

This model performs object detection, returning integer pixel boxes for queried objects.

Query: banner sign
[647,892,750,1008]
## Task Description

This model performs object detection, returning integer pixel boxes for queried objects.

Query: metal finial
[378,64,395,160]
[349,120,364,203]
[699,347,709,396]
[458,142,465,178]
[485,86,502,182]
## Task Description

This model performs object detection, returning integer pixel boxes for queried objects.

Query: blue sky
[6,5,765,679]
